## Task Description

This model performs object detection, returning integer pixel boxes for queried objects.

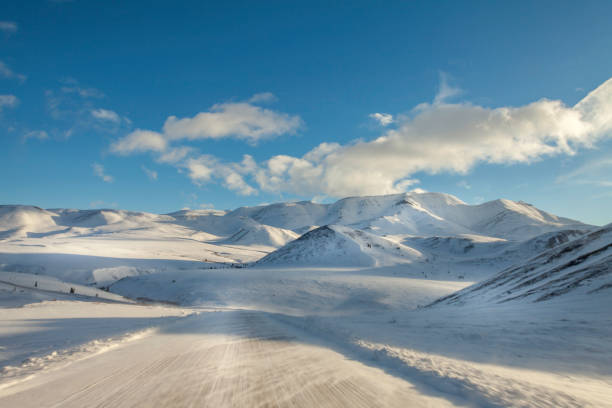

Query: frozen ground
[0,195,610,407]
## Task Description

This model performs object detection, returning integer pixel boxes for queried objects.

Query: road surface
[0,310,455,407]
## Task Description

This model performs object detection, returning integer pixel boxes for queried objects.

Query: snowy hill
[231,192,590,241]
[430,224,612,306]
[257,224,423,267]
[228,201,327,231]
[223,220,299,247]
[0,205,58,239]
[0,193,596,279]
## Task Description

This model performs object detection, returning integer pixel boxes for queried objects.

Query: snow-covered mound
[430,224,612,306]
[224,221,299,247]
[228,201,327,231]
[166,209,226,230]
[257,224,423,267]
[0,206,177,239]
[168,210,298,247]
[0,205,58,238]
[54,208,171,229]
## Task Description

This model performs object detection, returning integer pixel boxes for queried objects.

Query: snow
[0,194,610,407]
[431,223,612,306]
[0,301,192,391]
[257,225,424,267]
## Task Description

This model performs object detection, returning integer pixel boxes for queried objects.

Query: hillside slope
[430,224,612,306]
[257,224,423,267]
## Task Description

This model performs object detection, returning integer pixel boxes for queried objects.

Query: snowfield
[0,192,610,407]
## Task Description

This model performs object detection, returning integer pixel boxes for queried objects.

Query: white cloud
[0,61,26,82]
[434,72,461,104]
[92,163,114,183]
[156,146,193,164]
[369,112,394,126]
[0,21,17,34]
[251,76,612,197]
[43,80,128,140]
[183,155,258,196]
[110,76,612,199]
[141,165,158,181]
[248,92,278,104]
[91,108,120,123]
[22,130,48,141]
[184,157,214,183]
[162,101,302,143]
[0,94,18,111]
[110,94,301,156]
[110,130,168,155]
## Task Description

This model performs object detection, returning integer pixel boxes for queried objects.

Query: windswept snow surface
[0,194,610,407]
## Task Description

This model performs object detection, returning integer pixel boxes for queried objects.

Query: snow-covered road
[0,310,456,408]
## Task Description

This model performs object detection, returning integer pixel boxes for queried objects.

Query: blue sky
[1,1,611,225]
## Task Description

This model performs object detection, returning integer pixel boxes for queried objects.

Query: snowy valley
[0,192,610,407]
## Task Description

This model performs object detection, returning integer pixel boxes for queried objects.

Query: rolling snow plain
[0,192,610,407]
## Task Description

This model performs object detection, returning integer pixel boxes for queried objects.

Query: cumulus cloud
[0,21,17,34]
[184,155,257,196]
[0,61,26,82]
[369,112,394,126]
[162,101,302,143]
[91,108,120,123]
[111,76,612,199]
[110,130,167,155]
[108,94,300,192]
[156,146,193,164]
[251,76,612,197]
[0,94,18,111]
[110,94,301,156]
[92,163,114,183]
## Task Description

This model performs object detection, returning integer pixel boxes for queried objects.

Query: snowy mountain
[257,224,423,267]
[429,224,612,306]
[1,192,591,243]
[0,192,596,275]
[230,192,590,241]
